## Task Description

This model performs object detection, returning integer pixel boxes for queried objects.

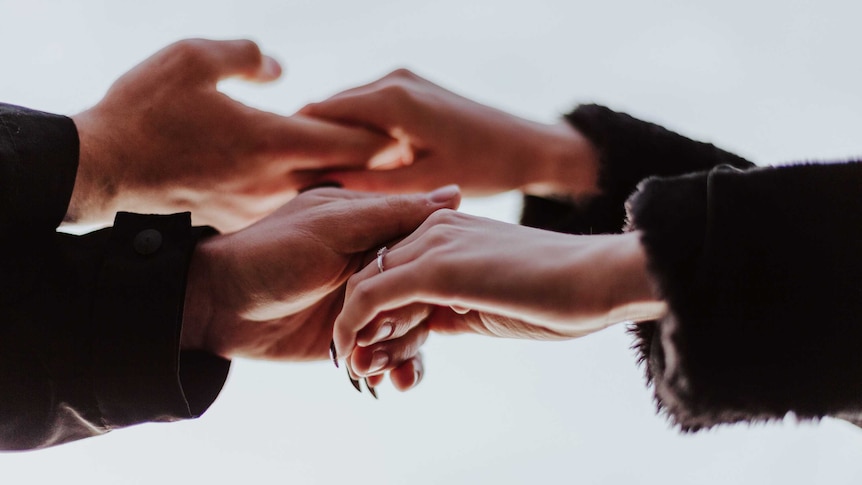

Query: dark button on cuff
[134,229,163,255]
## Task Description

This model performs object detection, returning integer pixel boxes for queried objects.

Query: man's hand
[70,39,397,232]
[180,185,461,365]
[301,69,600,199]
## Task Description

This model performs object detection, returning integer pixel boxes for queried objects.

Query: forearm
[67,108,123,224]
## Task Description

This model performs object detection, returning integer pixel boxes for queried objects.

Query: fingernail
[368,351,390,375]
[300,181,343,193]
[428,184,460,203]
[365,379,378,399]
[370,322,394,345]
[413,360,424,388]
[347,367,362,393]
[261,56,282,78]
[329,340,339,368]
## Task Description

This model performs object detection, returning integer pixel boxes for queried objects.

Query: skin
[303,69,666,384]
[70,38,400,233]
[65,39,443,390]
[334,212,667,378]
[180,185,462,387]
[301,68,601,201]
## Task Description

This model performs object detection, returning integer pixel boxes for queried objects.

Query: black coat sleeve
[627,162,862,430]
[518,103,862,429]
[520,104,755,234]
[0,103,229,451]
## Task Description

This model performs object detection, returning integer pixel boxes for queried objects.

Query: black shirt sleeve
[0,103,229,451]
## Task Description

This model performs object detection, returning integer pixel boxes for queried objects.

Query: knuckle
[167,39,211,74]
[424,227,450,247]
[383,194,412,213]
[345,272,364,295]
[379,83,414,104]
[234,39,263,63]
[351,280,376,309]
[170,38,207,60]
[389,68,416,79]
[426,208,457,225]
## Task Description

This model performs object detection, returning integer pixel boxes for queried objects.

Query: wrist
[69,108,121,224]
[521,120,601,201]
[182,239,218,354]
[605,231,667,323]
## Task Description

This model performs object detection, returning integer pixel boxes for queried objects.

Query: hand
[301,69,600,198]
[70,38,397,232]
[180,185,461,369]
[333,211,667,377]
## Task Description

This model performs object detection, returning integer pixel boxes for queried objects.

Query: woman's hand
[333,211,667,379]
[301,69,600,199]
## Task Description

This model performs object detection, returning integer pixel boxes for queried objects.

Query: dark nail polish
[329,340,339,368]
[347,367,362,393]
[365,378,378,399]
[299,181,344,193]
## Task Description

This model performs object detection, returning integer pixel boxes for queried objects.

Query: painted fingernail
[329,340,339,368]
[371,322,394,344]
[300,181,343,193]
[347,367,362,393]
[365,379,378,400]
[413,360,424,388]
[368,351,390,375]
[428,184,460,203]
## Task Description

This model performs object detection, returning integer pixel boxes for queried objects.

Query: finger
[355,303,433,347]
[335,265,437,358]
[390,355,424,392]
[328,186,461,254]
[366,373,385,388]
[349,325,429,377]
[262,114,403,170]
[334,225,452,357]
[174,38,282,82]
[325,161,445,194]
[300,88,411,136]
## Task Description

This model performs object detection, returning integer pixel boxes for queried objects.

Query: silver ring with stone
[376,246,388,273]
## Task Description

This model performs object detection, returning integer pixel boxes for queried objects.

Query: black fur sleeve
[520,104,754,234]
[627,162,862,430]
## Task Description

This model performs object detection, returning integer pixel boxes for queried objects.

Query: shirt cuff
[91,212,229,428]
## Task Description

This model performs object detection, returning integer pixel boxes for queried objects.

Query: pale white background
[1,1,861,484]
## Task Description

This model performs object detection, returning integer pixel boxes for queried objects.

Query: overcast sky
[1,1,861,484]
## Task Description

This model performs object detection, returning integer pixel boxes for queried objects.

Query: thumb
[178,38,282,83]
[333,185,462,253]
